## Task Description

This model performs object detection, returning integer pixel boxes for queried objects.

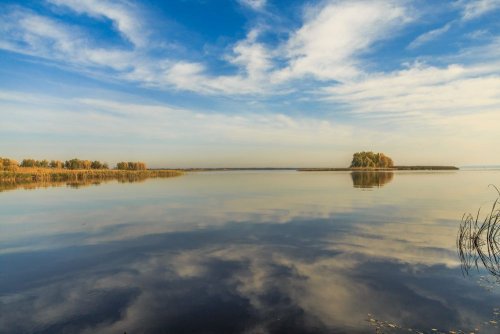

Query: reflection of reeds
[457,186,500,278]
[0,170,182,193]
[0,180,103,193]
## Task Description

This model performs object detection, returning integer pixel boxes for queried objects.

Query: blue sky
[1,0,499,167]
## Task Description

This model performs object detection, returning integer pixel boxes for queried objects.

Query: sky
[0,0,499,168]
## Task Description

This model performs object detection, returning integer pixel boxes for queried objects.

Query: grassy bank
[0,167,183,183]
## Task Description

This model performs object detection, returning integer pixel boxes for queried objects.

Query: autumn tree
[65,159,79,170]
[116,161,147,170]
[37,160,49,168]
[82,160,92,169]
[0,157,19,171]
[91,161,101,169]
[350,151,394,168]
[116,162,128,170]
[64,159,92,170]
[50,160,64,169]
[20,159,37,167]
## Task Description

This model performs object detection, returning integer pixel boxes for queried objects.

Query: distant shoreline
[298,166,459,171]
[159,166,459,172]
[0,166,461,184]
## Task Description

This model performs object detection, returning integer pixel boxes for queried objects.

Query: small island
[299,151,459,171]
[0,157,183,183]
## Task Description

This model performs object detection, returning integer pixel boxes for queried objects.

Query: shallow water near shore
[1,170,500,333]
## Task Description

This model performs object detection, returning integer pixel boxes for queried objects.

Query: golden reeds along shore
[0,167,183,183]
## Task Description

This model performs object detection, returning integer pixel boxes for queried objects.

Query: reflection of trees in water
[351,171,394,189]
[0,175,149,193]
[457,186,500,279]
[366,187,500,334]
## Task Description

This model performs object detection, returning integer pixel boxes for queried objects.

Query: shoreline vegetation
[171,166,459,171]
[0,157,183,184]
[1,150,459,186]
[173,152,458,171]
[298,166,459,171]
[301,151,458,171]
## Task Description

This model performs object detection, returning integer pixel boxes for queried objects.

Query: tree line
[0,157,19,171]
[350,151,394,168]
[1,157,148,171]
[116,162,147,170]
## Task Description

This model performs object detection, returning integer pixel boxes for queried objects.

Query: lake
[1,170,499,333]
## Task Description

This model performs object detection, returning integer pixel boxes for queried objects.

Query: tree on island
[350,151,394,168]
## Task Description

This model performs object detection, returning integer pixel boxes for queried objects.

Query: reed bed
[457,185,500,278]
[0,167,183,184]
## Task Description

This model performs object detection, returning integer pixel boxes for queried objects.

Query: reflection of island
[351,171,394,188]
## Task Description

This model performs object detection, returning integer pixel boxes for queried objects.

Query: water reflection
[351,171,394,188]
[0,176,149,193]
[368,188,500,334]
[0,218,496,334]
[1,171,500,333]
[458,187,500,278]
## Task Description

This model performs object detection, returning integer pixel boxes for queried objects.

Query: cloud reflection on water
[1,171,499,333]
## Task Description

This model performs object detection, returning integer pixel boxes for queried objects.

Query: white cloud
[1,0,499,124]
[228,29,272,80]
[465,29,491,40]
[123,29,275,95]
[239,0,267,11]
[0,1,414,95]
[407,22,452,49]
[324,62,500,117]
[461,0,500,21]
[47,0,147,47]
[0,91,358,154]
[273,0,411,82]
[3,86,500,166]
[0,9,135,71]
[0,7,276,95]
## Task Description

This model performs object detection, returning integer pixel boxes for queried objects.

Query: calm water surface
[1,170,500,333]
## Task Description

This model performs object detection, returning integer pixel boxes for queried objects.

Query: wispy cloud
[0,90,365,166]
[273,0,411,82]
[0,6,274,95]
[460,0,500,21]
[238,0,267,11]
[324,62,500,118]
[2,85,499,165]
[407,22,452,49]
[47,0,147,47]
[1,0,500,164]
[0,9,135,71]
[0,0,413,95]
